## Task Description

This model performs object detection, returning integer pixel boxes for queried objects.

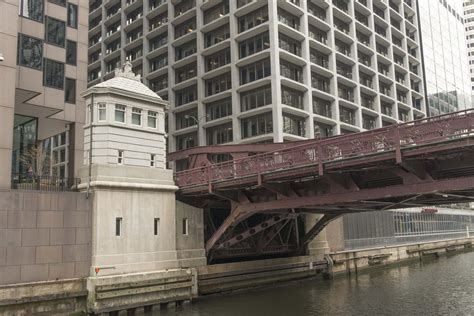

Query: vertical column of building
[301,0,314,139]
[350,1,364,129]
[167,1,177,152]
[0,0,18,189]
[195,1,205,147]
[268,0,283,143]
[229,0,241,143]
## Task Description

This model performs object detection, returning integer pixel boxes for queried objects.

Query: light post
[184,114,208,146]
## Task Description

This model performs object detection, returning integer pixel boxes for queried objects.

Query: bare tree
[18,144,49,176]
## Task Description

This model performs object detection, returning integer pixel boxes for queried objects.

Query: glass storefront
[12,114,38,176]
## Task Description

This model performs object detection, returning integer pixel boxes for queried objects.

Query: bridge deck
[171,110,474,259]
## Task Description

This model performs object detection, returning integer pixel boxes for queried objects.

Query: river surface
[159,251,474,316]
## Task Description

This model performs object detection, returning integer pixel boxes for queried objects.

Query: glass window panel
[132,108,142,125]
[17,33,43,70]
[20,0,43,22]
[65,78,76,103]
[98,103,107,121]
[148,111,157,128]
[43,58,64,89]
[66,40,77,65]
[45,16,66,47]
[67,3,78,28]
[115,105,126,122]
[48,0,65,6]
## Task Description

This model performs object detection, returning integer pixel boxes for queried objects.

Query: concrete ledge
[329,237,474,275]
[87,269,196,314]
[0,278,86,315]
[197,256,327,295]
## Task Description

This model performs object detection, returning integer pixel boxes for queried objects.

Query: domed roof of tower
[86,61,163,101]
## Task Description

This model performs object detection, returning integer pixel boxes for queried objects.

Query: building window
[64,78,75,103]
[240,85,272,112]
[66,40,77,65]
[148,111,157,128]
[281,86,304,109]
[48,0,65,6]
[239,59,271,85]
[176,133,197,150]
[176,85,197,106]
[20,0,43,22]
[67,3,78,28]
[176,110,197,130]
[150,154,155,167]
[115,105,126,123]
[17,33,43,70]
[239,32,270,58]
[45,16,66,47]
[118,150,123,164]
[206,98,232,121]
[50,131,68,177]
[204,25,230,48]
[206,72,232,96]
[132,108,142,125]
[238,6,268,33]
[182,218,188,235]
[98,103,106,121]
[205,48,231,72]
[154,218,160,236]
[206,123,233,145]
[241,112,273,138]
[43,59,64,89]
[115,217,122,236]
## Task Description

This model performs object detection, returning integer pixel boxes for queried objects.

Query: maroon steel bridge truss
[170,110,474,260]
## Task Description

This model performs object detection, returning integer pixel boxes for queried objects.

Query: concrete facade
[79,64,206,277]
[0,0,89,187]
[87,0,427,158]
[0,190,92,285]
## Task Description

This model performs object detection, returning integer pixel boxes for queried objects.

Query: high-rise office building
[0,0,88,189]
[464,0,474,102]
[418,0,471,116]
[87,0,426,158]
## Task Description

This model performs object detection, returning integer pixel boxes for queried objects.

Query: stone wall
[0,190,92,285]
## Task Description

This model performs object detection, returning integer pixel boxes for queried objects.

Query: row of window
[20,0,77,29]
[114,217,189,236]
[116,150,158,168]
[90,104,159,129]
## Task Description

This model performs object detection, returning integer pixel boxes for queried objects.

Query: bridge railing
[175,110,474,188]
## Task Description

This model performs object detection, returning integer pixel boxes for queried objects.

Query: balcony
[333,0,349,14]
[336,63,352,79]
[308,3,326,21]
[360,76,373,89]
[339,108,356,125]
[362,116,376,130]
[335,40,350,56]
[310,53,329,69]
[338,88,354,103]
[313,100,332,118]
[381,103,393,116]
[312,76,330,93]
[309,28,328,45]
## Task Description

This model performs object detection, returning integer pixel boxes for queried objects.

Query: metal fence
[11,173,80,192]
[343,210,473,250]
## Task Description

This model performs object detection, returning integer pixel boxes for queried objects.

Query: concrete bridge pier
[305,214,330,261]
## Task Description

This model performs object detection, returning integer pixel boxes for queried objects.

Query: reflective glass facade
[418,0,472,115]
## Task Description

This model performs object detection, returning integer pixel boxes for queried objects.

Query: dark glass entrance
[12,114,38,175]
